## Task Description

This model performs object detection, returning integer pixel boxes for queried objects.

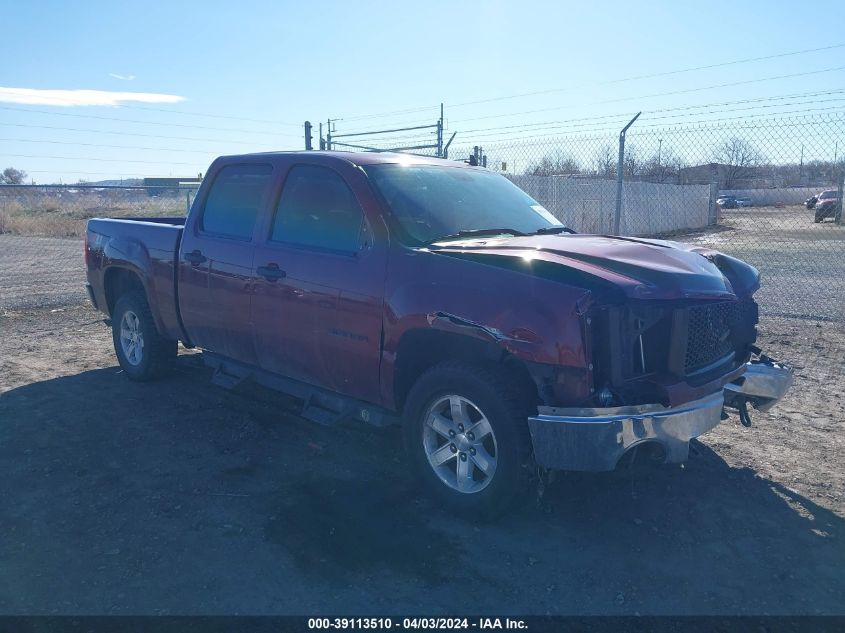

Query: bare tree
[0,167,28,184]
[715,138,763,188]
[623,145,642,178]
[527,152,581,176]
[593,144,616,178]
[642,146,681,183]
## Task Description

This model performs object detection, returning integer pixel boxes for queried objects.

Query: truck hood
[426,234,758,301]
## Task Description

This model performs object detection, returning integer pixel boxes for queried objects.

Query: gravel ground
[0,304,842,615]
[684,206,845,321]
[0,234,85,309]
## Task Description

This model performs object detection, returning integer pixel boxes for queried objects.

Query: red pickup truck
[85,151,791,517]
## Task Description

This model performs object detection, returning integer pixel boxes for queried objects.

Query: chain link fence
[0,185,199,309]
[1,113,843,321]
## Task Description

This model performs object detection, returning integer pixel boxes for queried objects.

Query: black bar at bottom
[0,616,843,633]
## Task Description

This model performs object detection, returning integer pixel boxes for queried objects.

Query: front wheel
[403,361,532,520]
[111,291,177,381]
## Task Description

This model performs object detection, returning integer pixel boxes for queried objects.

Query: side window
[200,164,273,240]
[271,164,364,253]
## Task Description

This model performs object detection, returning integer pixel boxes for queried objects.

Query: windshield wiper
[531,225,576,235]
[426,228,527,244]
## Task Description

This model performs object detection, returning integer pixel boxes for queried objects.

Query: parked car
[734,196,753,207]
[84,151,792,518]
[716,195,737,208]
[814,190,840,222]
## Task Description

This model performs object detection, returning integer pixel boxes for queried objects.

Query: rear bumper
[528,359,792,471]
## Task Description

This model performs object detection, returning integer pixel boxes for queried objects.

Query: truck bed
[85,217,185,341]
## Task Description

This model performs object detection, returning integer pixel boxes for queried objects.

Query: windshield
[363,163,562,245]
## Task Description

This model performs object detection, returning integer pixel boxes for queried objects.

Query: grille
[684,301,750,373]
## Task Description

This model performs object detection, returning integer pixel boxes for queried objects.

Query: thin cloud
[0,87,186,107]
[109,73,137,81]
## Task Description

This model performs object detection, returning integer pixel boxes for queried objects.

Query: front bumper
[528,358,792,471]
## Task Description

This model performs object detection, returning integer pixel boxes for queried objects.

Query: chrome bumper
[527,358,792,471]
[724,358,793,413]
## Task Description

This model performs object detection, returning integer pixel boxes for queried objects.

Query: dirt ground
[0,303,842,615]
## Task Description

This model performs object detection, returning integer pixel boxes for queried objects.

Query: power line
[450,43,845,108]
[458,96,845,140]
[20,169,195,178]
[329,105,441,124]
[340,87,845,140]
[0,137,226,155]
[336,82,845,135]
[452,110,845,147]
[449,65,845,124]
[330,88,845,135]
[2,153,199,166]
[0,88,303,127]
[329,44,845,124]
[457,90,845,135]
[0,122,284,147]
[0,105,302,137]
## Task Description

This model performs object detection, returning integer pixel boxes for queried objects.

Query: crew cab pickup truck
[85,151,792,517]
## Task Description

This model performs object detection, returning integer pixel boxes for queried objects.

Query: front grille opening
[685,301,743,374]
[637,311,672,376]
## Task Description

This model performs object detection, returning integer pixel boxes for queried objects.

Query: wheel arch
[392,328,539,415]
[103,266,147,317]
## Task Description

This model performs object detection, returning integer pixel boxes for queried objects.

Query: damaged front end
[527,351,792,471]
[723,352,794,427]
[527,297,793,471]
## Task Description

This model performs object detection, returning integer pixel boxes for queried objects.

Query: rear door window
[201,164,273,240]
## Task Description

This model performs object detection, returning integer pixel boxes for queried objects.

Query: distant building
[143,176,203,188]
[677,163,779,190]
[677,163,731,186]
[143,175,203,196]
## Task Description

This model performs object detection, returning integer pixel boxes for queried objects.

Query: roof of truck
[229,150,476,168]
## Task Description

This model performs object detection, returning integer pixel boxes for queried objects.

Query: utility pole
[613,112,641,235]
[799,143,804,180]
[304,121,313,151]
[326,119,333,151]
[437,103,444,158]
[319,122,325,150]
[657,138,662,167]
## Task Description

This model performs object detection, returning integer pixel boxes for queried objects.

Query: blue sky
[2,0,844,182]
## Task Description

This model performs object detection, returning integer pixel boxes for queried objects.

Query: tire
[111,290,177,381]
[403,360,532,520]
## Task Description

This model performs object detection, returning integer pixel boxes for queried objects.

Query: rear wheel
[403,361,532,520]
[111,291,177,381]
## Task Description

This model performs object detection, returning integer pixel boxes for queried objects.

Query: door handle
[257,263,286,282]
[183,249,207,265]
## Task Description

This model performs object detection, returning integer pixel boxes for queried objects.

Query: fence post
[836,172,844,225]
[709,179,719,225]
[186,191,192,215]
[613,112,641,235]
[437,103,444,158]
